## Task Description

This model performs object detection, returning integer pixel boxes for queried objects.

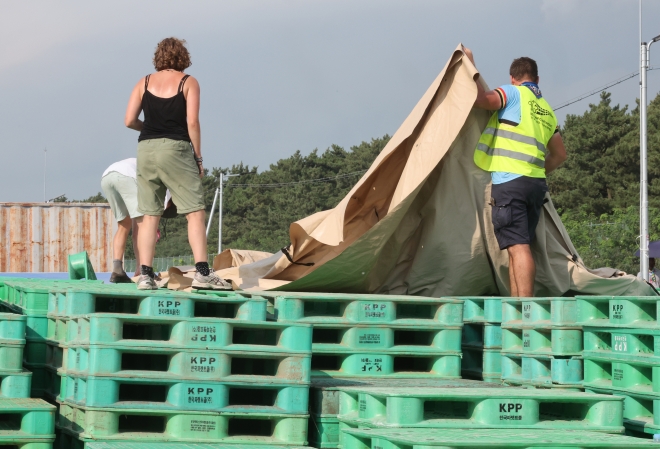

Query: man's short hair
[510,57,538,81]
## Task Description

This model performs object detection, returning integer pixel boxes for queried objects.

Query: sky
[1,0,659,202]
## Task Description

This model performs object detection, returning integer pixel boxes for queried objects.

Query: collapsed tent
[209,44,654,297]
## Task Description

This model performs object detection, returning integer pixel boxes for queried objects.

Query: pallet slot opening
[123,323,172,341]
[194,301,238,319]
[311,355,342,371]
[118,414,166,433]
[462,324,484,346]
[539,402,588,421]
[424,400,470,420]
[233,328,278,346]
[0,413,22,431]
[393,356,433,372]
[228,387,278,406]
[95,297,138,314]
[228,417,273,436]
[313,328,342,344]
[121,353,169,372]
[231,357,278,376]
[304,301,343,318]
[118,383,168,402]
[394,330,435,346]
[397,303,434,320]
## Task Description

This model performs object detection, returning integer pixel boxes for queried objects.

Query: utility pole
[205,172,239,254]
[640,32,660,281]
[43,148,47,202]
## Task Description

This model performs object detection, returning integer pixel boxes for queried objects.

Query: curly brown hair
[153,37,192,72]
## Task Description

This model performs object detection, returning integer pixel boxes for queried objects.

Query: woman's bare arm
[125,78,144,131]
[184,76,203,176]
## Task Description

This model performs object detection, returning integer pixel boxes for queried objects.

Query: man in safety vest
[464,48,567,297]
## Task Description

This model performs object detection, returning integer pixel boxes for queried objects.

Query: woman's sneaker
[137,274,158,290]
[192,271,233,290]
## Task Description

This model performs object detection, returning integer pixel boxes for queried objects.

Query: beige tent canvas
[209,44,654,297]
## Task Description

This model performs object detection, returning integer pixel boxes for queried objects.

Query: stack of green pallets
[42,284,314,447]
[341,427,660,449]
[579,295,660,436]
[336,385,627,448]
[0,278,108,398]
[253,291,465,449]
[0,278,59,448]
[459,297,503,383]
[500,297,583,390]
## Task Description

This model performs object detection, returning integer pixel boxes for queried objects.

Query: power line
[224,169,368,188]
[554,67,658,111]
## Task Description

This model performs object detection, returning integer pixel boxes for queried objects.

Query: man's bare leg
[507,243,535,297]
[508,251,518,297]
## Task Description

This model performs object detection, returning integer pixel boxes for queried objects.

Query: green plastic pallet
[0,343,27,372]
[501,353,583,388]
[584,356,660,396]
[309,378,507,415]
[310,351,461,378]
[47,287,266,321]
[59,373,309,413]
[338,387,623,432]
[0,277,28,301]
[586,386,660,436]
[3,280,103,315]
[309,414,340,449]
[25,315,49,342]
[58,427,312,449]
[0,398,56,437]
[0,441,53,449]
[583,327,660,363]
[462,323,502,349]
[86,444,312,449]
[57,401,308,445]
[54,314,312,353]
[502,297,578,328]
[576,295,660,329]
[341,427,660,449]
[457,297,502,323]
[461,347,501,382]
[501,327,582,356]
[0,312,27,345]
[62,345,311,383]
[257,291,463,326]
[311,325,461,353]
[0,369,32,398]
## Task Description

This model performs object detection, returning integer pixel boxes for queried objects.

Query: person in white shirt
[637,258,660,289]
[101,158,142,283]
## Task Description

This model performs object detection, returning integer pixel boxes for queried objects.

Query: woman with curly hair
[124,37,231,290]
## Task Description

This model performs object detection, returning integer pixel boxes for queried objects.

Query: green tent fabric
[215,44,655,297]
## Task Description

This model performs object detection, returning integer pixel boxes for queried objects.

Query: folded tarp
[212,44,654,297]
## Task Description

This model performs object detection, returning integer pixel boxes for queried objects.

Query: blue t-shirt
[491,82,543,185]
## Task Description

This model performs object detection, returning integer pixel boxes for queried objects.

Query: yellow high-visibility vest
[474,86,558,178]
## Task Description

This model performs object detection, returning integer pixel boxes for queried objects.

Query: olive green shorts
[136,138,205,216]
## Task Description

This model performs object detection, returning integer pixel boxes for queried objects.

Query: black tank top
[138,74,191,142]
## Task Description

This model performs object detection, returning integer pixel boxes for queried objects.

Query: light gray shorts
[101,172,142,222]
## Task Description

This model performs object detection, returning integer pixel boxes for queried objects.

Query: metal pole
[641,41,649,281]
[206,188,218,237]
[218,172,224,254]
[43,148,47,202]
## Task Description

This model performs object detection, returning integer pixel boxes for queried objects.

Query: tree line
[74,91,660,275]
